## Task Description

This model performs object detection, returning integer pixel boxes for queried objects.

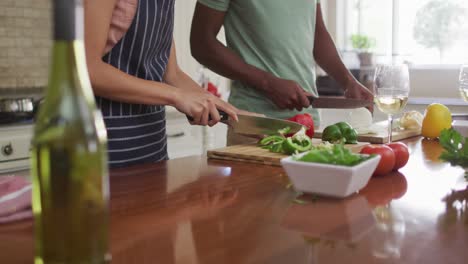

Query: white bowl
[280,154,381,198]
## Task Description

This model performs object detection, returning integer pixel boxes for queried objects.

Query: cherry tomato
[386,142,409,170]
[360,145,396,176]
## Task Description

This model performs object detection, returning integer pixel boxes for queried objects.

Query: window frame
[334,0,466,69]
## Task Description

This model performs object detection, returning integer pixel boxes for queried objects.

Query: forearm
[88,60,177,106]
[164,67,202,92]
[313,16,357,90]
[314,34,356,89]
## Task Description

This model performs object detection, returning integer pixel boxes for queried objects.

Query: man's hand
[263,76,310,111]
[344,81,374,113]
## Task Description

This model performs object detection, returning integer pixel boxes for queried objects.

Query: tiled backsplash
[0,0,51,90]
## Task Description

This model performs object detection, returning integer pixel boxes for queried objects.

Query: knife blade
[186,111,303,136]
[226,114,303,136]
[308,96,373,109]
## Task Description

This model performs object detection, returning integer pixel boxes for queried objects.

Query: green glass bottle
[31,0,110,263]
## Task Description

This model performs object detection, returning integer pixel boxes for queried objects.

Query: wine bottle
[31,0,110,263]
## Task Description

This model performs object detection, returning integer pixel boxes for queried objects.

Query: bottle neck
[54,0,83,41]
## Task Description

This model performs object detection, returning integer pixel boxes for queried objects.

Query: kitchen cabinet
[166,106,229,159]
[166,107,203,159]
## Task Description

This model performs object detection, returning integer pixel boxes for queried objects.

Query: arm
[164,40,207,92]
[84,0,237,125]
[164,40,240,125]
[84,0,175,105]
[313,4,373,110]
[190,3,310,111]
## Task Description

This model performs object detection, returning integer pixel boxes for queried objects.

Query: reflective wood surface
[1,137,467,263]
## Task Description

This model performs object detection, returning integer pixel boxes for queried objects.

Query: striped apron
[96,0,175,168]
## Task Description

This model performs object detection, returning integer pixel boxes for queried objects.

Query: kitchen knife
[186,112,303,136]
[308,96,373,109]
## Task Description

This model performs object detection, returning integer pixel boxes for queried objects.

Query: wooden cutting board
[207,139,369,166]
[314,121,421,144]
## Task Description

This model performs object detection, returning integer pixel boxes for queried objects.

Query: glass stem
[388,114,393,143]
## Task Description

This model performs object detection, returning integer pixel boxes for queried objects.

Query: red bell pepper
[287,113,315,138]
[207,82,221,98]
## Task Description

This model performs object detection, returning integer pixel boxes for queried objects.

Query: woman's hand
[172,88,239,126]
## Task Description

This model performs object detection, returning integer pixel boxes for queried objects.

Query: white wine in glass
[459,65,468,102]
[374,94,409,115]
[373,65,411,143]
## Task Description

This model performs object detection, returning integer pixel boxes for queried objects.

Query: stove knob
[2,143,13,156]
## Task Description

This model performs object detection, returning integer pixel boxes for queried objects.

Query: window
[337,0,468,65]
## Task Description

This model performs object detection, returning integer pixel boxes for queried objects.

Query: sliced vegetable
[259,127,313,155]
[278,127,291,136]
[258,135,285,153]
[283,137,312,155]
[322,122,358,144]
[259,135,284,146]
[283,127,313,154]
[270,142,284,153]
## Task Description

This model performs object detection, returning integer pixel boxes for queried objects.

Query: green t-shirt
[198,0,321,125]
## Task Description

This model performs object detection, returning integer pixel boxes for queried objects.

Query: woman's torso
[97,0,175,168]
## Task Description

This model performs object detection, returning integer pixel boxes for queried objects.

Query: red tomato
[287,113,315,138]
[360,145,396,176]
[386,142,409,170]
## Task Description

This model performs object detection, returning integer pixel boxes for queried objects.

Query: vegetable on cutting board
[282,127,313,155]
[322,122,358,144]
[259,127,313,154]
[399,111,423,130]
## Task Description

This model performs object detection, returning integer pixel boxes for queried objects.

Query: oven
[0,89,40,174]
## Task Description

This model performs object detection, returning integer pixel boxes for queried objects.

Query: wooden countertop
[1,137,467,264]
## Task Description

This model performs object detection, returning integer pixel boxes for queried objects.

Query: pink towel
[0,176,32,224]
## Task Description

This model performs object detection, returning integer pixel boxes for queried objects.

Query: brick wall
[0,0,51,90]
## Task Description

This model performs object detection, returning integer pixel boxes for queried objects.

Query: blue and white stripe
[96,0,175,168]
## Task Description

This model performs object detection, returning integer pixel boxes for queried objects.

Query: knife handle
[307,95,316,103]
[186,110,229,122]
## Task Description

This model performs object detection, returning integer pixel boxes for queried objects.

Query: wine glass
[459,65,468,102]
[373,64,410,143]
